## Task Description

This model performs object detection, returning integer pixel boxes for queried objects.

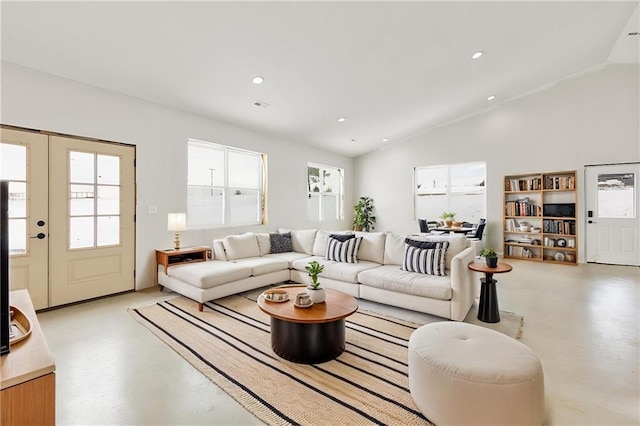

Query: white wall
[1,62,354,289]
[354,64,640,261]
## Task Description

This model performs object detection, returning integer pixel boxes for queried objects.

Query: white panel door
[48,136,135,306]
[0,128,49,309]
[585,163,640,266]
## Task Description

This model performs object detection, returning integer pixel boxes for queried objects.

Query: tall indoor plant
[305,260,326,303]
[353,196,376,232]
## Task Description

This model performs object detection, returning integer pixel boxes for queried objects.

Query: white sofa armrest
[449,247,478,321]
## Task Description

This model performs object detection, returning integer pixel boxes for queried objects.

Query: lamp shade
[167,213,187,232]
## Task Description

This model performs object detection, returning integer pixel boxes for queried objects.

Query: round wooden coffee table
[468,261,513,323]
[257,285,358,364]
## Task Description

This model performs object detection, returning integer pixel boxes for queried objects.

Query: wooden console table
[1,289,56,425]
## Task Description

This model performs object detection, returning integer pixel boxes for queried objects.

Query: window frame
[414,161,486,222]
[307,162,344,221]
[187,139,266,229]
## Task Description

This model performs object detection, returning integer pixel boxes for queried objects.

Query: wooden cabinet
[1,289,56,425]
[503,170,577,265]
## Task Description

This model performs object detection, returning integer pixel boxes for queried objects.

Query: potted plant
[480,248,498,268]
[305,260,326,303]
[441,212,455,228]
[352,196,376,232]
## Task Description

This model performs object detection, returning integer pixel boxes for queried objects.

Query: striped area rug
[130,295,433,425]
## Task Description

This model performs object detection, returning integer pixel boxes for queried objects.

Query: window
[187,139,265,228]
[307,163,343,221]
[415,162,486,222]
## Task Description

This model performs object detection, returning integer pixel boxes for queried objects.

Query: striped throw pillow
[326,236,362,263]
[401,240,449,276]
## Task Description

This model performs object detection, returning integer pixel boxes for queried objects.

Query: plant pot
[306,287,326,303]
[485,257,498,268]
[444,219,453,227]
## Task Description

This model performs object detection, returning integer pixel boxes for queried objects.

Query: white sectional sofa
[157,229,478,321]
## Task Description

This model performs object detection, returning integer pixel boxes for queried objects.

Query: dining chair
[466,222,486,240]
[418,218,430,233]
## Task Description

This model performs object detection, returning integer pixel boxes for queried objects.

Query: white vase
[306,287,326,303]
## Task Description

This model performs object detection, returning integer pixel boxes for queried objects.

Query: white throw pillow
[354,231,386,264]
[256,233,271,256]
[223,233,260,260]
[279,228,317,254]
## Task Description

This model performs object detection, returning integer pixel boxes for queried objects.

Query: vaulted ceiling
[2,1,638,157]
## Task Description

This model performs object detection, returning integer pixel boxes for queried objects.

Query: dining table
[433,226,474,234]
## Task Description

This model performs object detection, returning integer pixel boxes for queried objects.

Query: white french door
[585,163,640,266]
[1,128,136,309]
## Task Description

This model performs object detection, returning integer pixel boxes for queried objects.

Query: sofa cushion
[312,230,353,256]
[270,232,292,253]
[223,233,260,260]
[264,252,312,268]
[326,235,361,263]
[212,239,227,261]
[167,261,251,289]
[279,228,317,254]
[256,233,271,256]
[354,232,386,264]
[401,241,448,276]
[232,257,289,276]
[292,256,379,284]
[358,265,452,300]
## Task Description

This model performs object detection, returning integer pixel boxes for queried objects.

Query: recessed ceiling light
[382,138,390,142]
[338,117,346,123]
[472,51,484,59]
[487,95,496,101]
[351,138,357,143]
[252,76,264,84]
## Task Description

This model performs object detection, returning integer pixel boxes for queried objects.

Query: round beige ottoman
[408,322,544,425]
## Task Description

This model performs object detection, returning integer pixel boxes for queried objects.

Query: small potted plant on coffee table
[480,248,498,268]
[305,260,326,303]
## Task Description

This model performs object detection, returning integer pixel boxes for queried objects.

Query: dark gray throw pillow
[329,233,355,242]
[270,232,292,253]
[405,238,441,250]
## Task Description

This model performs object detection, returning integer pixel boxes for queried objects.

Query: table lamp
[167,213,187,250]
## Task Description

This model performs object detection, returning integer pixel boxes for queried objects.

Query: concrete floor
[36,259,639,425]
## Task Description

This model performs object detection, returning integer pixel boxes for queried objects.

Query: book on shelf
[505,177,542,191]
[543,219,576,235]
[504,198,541,217]
[544,175,575,190]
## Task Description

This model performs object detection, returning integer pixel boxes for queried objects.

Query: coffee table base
[270,317,345,364]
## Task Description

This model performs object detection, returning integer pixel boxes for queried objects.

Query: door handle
[31,233,46,239]
[37,220,46,227]
[588,220,596,224]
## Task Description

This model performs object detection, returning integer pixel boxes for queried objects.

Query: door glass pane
[597,173,635,218]
[97,216,119,246]
[8,182,26,218]
[229,189,259,224]
[70,184,95,216]
[70,151,95,184]
[70,217,94,249]
[9,218,26,255]
[228,151,260,188]
[97,186,119,215]
[0,143,26,180]
[97,154,120,185]
[187,186,224,227]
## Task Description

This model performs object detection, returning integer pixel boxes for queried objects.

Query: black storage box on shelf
[543,203,575,218]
